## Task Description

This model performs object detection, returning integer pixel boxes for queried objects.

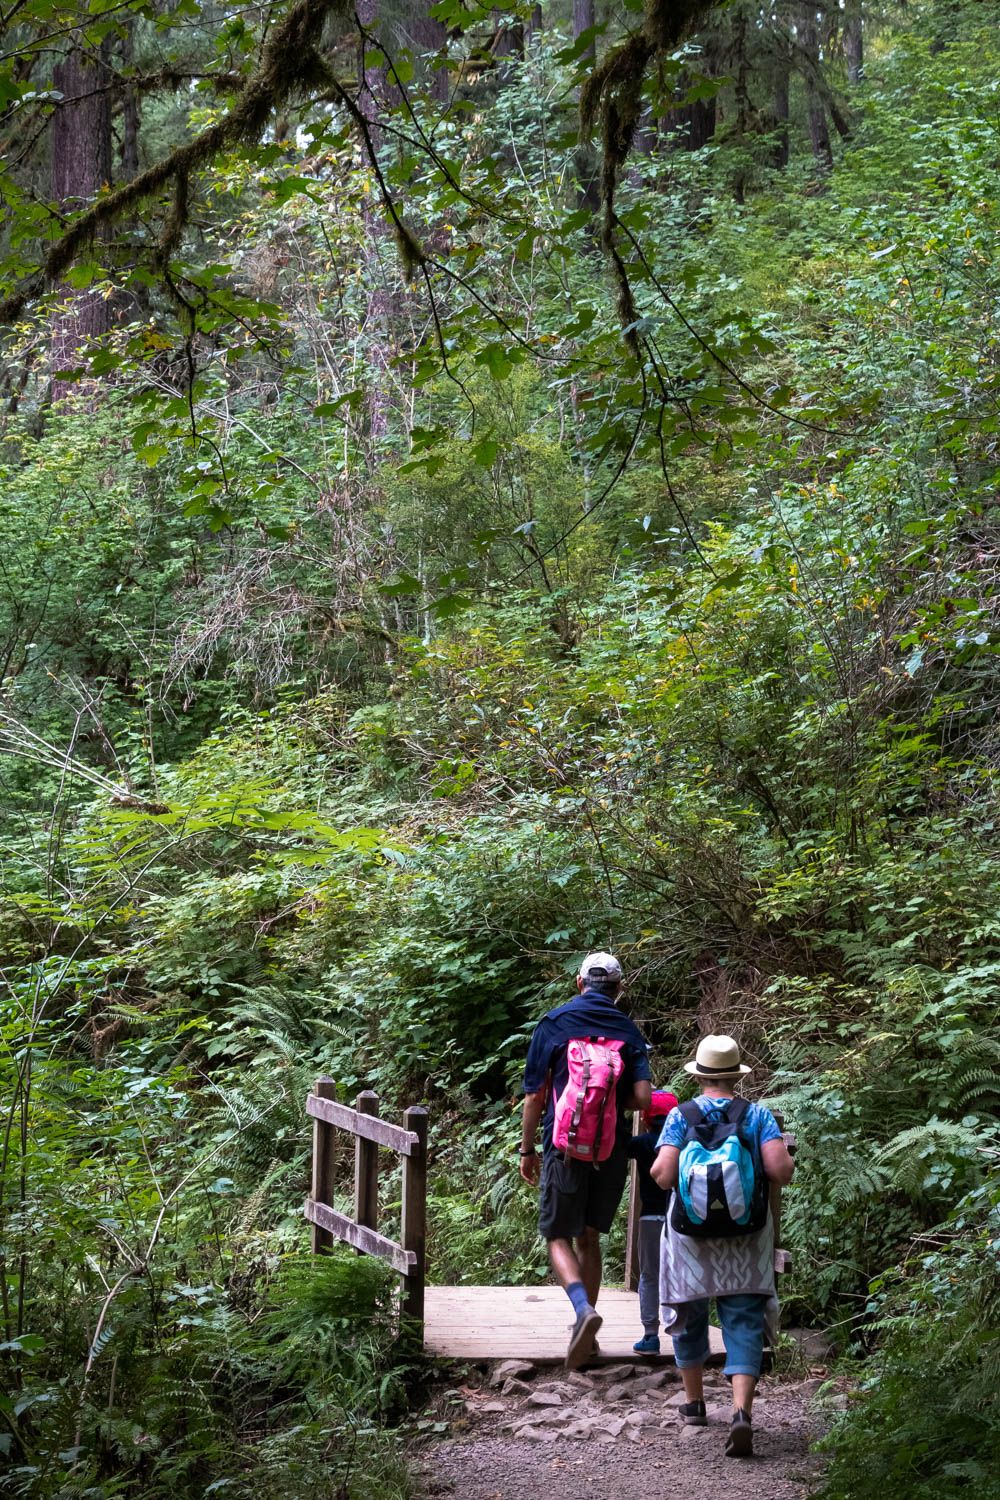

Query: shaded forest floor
[412,1356,835,1499]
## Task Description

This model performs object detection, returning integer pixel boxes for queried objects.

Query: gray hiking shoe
[677,1399,707,1426]
[565,1306,602,1369]
[725,1406,753,1457]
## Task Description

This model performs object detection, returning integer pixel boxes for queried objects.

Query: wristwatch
[518,1146,537,1156]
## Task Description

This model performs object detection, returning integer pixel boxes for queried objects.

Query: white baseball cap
[578,951,622,983]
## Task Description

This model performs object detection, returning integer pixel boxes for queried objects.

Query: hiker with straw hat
[650,1035,795,1458]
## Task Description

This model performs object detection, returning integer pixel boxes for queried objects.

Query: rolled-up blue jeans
[670,1292,769,1377]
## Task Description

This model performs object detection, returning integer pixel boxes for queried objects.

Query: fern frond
[488,1169,517,1218]
[103,1004,158,1027]
[879,1120,985,1159]
[876,1120,989,1196]
[953,1032,1000,1061]
[956,1066,1000,1105]
[828,1153,887,1205]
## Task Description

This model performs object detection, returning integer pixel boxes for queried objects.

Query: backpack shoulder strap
[723,1096,762,1165]
[677,1100,702,1133]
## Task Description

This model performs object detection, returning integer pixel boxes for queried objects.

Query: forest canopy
[2,1,1000,1497]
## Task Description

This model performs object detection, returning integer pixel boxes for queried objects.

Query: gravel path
[412,1362,830,1500]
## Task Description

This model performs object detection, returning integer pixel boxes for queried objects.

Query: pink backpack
[552,1038,626,1164]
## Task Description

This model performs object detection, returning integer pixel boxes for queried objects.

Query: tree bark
[573,0,596,61]
[661,80,716,151]
[799,10,832,171]
[573,0,601,213]
[50,46,113,369]
[120,26,139,181]
[732,6,750,201]
[773,60,790,168]
[402,0,449,102]
[733,7,749,136]
[491,6,524,81]
[844,0,863,84]
[356,0,394,453]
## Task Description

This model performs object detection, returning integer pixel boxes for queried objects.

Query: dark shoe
[725,1407,753,1457]
[565,1306,602,1369]
[566,1330,601,1364]
[633,1333,661,1354]
[677,1399,707,1426]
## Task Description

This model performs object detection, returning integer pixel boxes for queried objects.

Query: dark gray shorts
[538,1144,629,1240]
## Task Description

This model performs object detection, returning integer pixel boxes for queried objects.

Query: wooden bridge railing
[304,1079,428,1325]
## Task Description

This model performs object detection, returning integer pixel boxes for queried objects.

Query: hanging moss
[580,0,716,356]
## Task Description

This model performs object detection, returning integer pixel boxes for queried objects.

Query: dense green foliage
[3,1,1000,1496]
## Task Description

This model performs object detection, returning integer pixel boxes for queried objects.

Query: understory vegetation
[2,1,1000,1496]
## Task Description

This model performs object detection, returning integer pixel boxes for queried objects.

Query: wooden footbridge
[304,1079,789,1365]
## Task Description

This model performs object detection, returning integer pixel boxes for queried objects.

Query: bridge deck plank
[422,1285,726,1364]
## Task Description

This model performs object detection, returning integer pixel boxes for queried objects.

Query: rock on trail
[413,1357,831,1500]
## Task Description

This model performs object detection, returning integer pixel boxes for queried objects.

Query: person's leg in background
[633,1216,664,1352]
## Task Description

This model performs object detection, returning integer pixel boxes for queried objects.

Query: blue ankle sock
[566,1281,589,1316]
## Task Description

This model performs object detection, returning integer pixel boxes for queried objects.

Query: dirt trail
[413,1359,830,1500]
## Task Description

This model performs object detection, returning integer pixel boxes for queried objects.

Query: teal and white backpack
[668,1097,769,1238]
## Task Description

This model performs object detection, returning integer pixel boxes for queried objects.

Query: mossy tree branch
[580,0,717,356]
[0,0,350,325]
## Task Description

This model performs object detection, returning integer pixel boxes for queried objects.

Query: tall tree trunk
[799,10,833,171]
[844,0,863,84]
[491,7,524,84]
[687,94,717,149]
[732,6,749,202]
[356,0,394,455]
[357,0,387,144]
[120,26,139,181]
[661,80,716,151]
[573,0,601,213]
[404,0,449,102]
[573,0,596,59]
[733,8,749,136]
[773,60,790,168]
[50,46,113,369]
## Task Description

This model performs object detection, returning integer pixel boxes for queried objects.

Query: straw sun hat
[683,1034,752,1079]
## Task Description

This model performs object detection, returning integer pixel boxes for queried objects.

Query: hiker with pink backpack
[519,951,652,1368]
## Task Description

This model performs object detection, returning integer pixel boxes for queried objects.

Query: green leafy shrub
[817,1174,1000,1499]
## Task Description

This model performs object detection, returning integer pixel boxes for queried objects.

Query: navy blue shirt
[625,1127,668,1216]
[522,989,651,1153]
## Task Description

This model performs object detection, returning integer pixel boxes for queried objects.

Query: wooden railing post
[624,1109,640,1292]
[771,1109,794,1275]
[310,1077,337,1255]
[400,1105,428,1328]
[354,1090,379,1242]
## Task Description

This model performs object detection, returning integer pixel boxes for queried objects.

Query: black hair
[584,977,621,998]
